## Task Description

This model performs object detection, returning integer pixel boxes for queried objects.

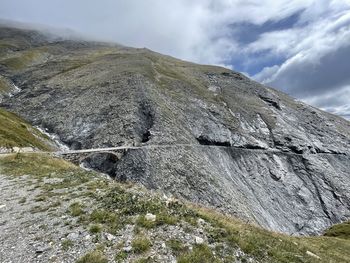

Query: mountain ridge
[0,25,349,236]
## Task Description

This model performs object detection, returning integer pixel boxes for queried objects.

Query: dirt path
[0,174,51,262]
[0,173,94,263]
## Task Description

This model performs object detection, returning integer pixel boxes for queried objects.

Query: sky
[1,0,350,119]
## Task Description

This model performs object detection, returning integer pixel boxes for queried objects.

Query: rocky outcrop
[1,26,349,235]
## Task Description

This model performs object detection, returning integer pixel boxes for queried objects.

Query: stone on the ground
[67,232,79,241]
[306,251,321,259]
[195,236,204,244]
[145,213,157,222]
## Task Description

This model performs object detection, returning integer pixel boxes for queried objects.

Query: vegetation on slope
[324,221,350,240]
[0,47,48,70]
[0,76,12,95]
[0,108,53,150]
[0,153,349,263]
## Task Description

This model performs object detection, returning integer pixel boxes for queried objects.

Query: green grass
[89,209,122,234]
[324,221,350,240]
[134,257,153,263]
[68,202,85,217]
[166,239,189,257]
[132,236,152,254]
[0,77,12,95]
[178,244,221,263]
[18,197,27,204]
[136,213,177,229]
[0,153,77,178]
[115,251,128,262]
[0,40,18,50]
[61,239,74,251]
[0,49,44,70]
[89,224,102,234]
[194,206,350,263]
[0,108,53,150]
[76,250,108,263]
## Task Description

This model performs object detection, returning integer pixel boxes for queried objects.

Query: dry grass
[0,108,53,150]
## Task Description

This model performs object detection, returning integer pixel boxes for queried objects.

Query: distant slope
[0,25,349,235]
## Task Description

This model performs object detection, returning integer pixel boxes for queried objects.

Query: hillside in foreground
[0,153,349,263]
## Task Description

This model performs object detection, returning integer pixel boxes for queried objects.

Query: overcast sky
[1,0,350,119]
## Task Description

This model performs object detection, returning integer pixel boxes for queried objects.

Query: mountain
[0,25,349,239]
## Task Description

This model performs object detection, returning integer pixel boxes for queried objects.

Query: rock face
[1,25,350,235]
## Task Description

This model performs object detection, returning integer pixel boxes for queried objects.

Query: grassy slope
[0,76,12,95]
[324,221,350,240]
[0,153,349,263]
[0,108,53,150]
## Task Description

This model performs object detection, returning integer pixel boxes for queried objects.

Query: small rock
[306,251,321,259]
[123,246,132,252]
[35,245,50,254]
[67,232,79,241]
[161,242,166,248]
[84,234,91,240]
[12,147,20,153]
[197,218,205,225]
[105,233,116,241]
[145,213,156,222]
[0,204,6,209]
[195,236,204,244]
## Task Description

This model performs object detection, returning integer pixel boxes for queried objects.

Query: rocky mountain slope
[1,25,349,237]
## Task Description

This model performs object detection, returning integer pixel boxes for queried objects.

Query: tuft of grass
[134,257,152,263]
[89,209,122,234]
[18,197,27,204]
[132,236,152,254]
[167,239,189,257]
[68,202,85,217]
[324,221,350,240]
[35,195,47,202]
[89,224,102,234]
[61,239,74,251]
[136,213,177,229]
[177,244,221,263]
[76,250,108,263]
[115,251,128,262]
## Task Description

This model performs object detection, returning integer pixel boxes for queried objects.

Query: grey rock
[105,233,116,241]
[194,236,204,244]
[35,244,51,254]
[145,213,157,222]
[123,246,132,253]
[306,251,321,259]
[66,232,79,241]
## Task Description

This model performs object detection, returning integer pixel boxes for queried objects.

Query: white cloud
[305,86,350,119]
[0,0,350,118]
[0,0,318,65]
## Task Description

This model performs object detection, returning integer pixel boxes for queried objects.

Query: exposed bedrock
[112,147,350,235]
